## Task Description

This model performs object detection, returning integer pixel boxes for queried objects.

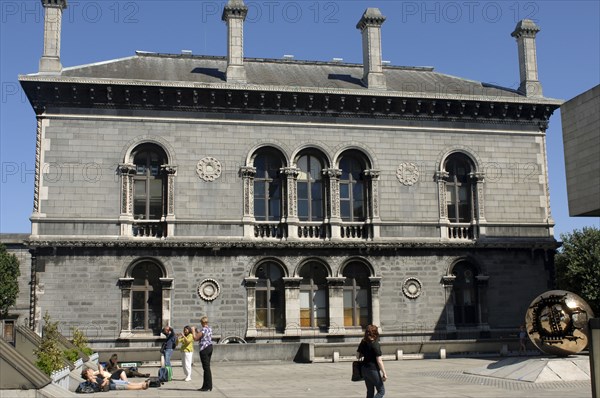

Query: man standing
[162,326,177,367]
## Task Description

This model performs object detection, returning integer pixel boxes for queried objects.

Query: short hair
[200,316,209,325]
[110,353,118,359]
[80,368,90,379]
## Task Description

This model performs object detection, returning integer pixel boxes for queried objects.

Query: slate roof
[23,52,558,104]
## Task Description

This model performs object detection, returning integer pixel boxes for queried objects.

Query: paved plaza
[94,357,592,398]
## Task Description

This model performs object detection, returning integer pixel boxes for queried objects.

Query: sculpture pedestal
[465,356,591,383]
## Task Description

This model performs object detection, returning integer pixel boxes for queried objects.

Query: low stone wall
[94,339,522,364]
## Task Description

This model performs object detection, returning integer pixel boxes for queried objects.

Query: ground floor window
[343,262,371,328]
[255,262,285,330]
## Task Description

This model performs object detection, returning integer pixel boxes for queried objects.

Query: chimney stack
[222,0,248,83]
[39,0,67,74]
[356,8,386,90]
[511,19,543,97]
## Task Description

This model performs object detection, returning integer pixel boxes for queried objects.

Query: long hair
[363,324,379,342]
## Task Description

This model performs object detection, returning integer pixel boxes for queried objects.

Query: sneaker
[184,378,192,382]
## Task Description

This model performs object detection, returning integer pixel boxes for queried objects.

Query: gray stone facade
[17,1,563,347]
[560,84,600,217]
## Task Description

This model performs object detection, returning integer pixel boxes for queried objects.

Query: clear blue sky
[1,0,599,237]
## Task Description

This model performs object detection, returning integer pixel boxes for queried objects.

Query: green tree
[0,243,20,319]
[34,312,65,375]
[555,226,600,315]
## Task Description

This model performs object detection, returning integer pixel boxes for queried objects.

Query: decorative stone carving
[397,162,419,186]
[402,277,422,299]
[196,157,222,182]
[197,278,221,302]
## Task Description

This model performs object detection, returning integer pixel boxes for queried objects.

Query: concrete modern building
[17,0,563,348]
[560,85,600,217]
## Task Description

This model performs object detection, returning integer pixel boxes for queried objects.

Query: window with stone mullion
[339,156,366,222]
[445,155,473,223]
[297,155,324,222]
[254,153,283,222]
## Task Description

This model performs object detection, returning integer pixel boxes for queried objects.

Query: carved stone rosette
[396,162,420,186]
[196,157,222,182]
[402,277,423,299]
[197,279,221,302]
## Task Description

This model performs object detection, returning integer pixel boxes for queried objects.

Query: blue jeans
[163,348,174,367]
[363,366,385,398]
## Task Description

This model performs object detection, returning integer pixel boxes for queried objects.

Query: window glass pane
[149,179,163,219]
[312,182,322,200]
[132,310,145,330]
[133,180,146,219]
[271,289,284,329]
[341,202,350,220]
[298,182,308,199]
[132,291,145,310]
[343,290,353,326]
[340,184,349,199]
[353,201,365,220]
[298,200,309,220]
[254,181,265,198]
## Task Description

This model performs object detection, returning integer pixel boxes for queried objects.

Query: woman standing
[177,326,195,382]
[192,316,214,392]
[356,325,387,398]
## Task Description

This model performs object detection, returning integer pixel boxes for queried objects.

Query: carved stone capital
[364,169,381,179]
[326,277,346,287]
[161,164,177,175]
[118,278,134,289]
[239,166,257,178]
[323,168,342,179]
[243,277,259,288]
[118,163,136,175]
[282,277,303,288]
[434,170,450,181]
[159,277,174,289]
[369,277,382,288]
[280,167,300,178]
[470,172,485,183]
[441,275,456,286]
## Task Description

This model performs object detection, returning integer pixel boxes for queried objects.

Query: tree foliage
[71,326,93,356]
[555,226,600,315]
[0,243,20,318]
[34,312,65,376]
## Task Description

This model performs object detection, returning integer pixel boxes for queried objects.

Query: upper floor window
[254,151,284,222]
[445,154,473,223]
[339,153,367,222]
[297,154,325,222]
[132,145,167,220]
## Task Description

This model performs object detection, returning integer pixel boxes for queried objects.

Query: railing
[132,221,167,238]
[50,366,70,390]
[340,223,372,240]
[297,223,330,239]
[448,224,477,240]
[254,222,287,239]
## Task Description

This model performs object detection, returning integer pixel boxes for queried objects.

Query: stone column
[160,278,173,329]
[118,278,134,337]
[475,275,490,332]
[118,164,136,236]
[161,165,177,237]
[283,277,303,336]
[365,169,381,240]
[435,171,449,238]
[327,277,346,335]
[244,277,258,338]
[442,275,456,334]
[324,168,342,239]
[281,167,300,239]
[511,19,543,97]
[369,277,382,327]
[240,166,256,237]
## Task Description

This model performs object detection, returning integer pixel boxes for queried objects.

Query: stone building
[560,84,600,217]
[18,0,562,347]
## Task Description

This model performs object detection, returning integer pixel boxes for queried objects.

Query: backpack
[148,376,162,388]
[158,367,169,383]
[75,381,100,394]
[165,365,173,381]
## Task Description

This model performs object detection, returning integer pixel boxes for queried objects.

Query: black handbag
[351,360,364,382]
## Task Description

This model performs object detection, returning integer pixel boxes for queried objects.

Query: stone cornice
[25,238,559,251]
[18,78,561,127]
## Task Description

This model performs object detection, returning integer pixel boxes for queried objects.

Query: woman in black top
[357,324,387,398]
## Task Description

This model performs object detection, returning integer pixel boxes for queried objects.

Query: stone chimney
[222,0,248,83]
[356,8,386,90]
[39,0,67,74]
[511,19,543,97]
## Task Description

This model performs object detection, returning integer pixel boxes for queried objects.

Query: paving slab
[67,357,592,398]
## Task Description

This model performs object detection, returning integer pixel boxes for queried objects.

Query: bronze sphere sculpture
[525,290,594,356]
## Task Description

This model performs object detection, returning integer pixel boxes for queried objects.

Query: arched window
[299,262,328,328]
[445,154,473,223]
[297,154,325,222]
[132,144,167,220]
[339,153,367,222]
[130,261,163,334]
[255,262,285,330]
[452,261,478,325]
[342,262,371,328]
[254,151,284,221]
